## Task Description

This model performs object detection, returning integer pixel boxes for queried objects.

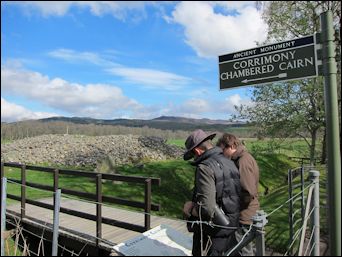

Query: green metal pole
[320,10,341,256]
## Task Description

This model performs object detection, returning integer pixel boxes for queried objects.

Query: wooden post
[21,164,26,220]
[53,169,59,207]
[144,179,152,231]
[0,163,4,181]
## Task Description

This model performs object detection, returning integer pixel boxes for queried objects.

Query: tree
[236,1,341,164]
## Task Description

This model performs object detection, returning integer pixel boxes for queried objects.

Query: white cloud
[179,98,211,114]
[1,66,142,118]
[80,1,148,21]
[7,1,155,20]
[1,98,58,122]
[1,65,252,121]
[213,1,256,11]
[174,94,252,118]
[140,94,252,119]
[15,1,73,17]
[107,67,191,91]
[48,49,117,67]
[169,1,268,58]
[227,94,243,107]
[48,49,191,91]
[219,94,253,113]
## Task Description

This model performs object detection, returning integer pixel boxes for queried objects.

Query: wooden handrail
[2,161,161,235]
[3,162,160,185]
[6,179,160,211]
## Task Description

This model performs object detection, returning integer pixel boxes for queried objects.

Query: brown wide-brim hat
[183,129,216,160]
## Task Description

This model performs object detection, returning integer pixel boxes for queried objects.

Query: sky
[1,1,269,122]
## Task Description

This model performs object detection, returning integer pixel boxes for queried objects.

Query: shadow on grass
[255,153,296,193]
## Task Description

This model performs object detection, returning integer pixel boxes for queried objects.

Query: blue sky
[1,1,268,122]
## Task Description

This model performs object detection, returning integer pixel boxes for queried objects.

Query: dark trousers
[192,231,238,256]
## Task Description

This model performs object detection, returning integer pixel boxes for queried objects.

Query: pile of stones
[1,134,184,170]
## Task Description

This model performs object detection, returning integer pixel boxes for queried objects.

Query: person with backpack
[182,129,241,256]
[217,133,260,256]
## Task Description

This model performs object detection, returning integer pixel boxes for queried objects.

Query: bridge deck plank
[7,197,191,249]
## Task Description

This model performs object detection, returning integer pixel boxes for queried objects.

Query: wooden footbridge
[1,162,190,256]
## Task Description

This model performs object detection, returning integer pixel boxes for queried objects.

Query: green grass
[223,126,256,137]
[167,137,319,159]
[167,139,185,148]
[117,160,194,217]
[3,138,327,253]
[1,139,13,144]
[246,138,317,158]
[3,237,22,256]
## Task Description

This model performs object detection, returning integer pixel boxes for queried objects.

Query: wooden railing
[1,162,161,246]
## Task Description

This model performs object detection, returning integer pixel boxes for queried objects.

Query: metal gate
[288,163,320,255]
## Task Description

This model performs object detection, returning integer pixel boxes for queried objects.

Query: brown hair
[216,133,241,148]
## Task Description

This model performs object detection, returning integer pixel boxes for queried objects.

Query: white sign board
[113,224,192,256]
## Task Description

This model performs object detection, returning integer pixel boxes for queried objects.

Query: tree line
[1,119,258,142]
[1,121,192,141]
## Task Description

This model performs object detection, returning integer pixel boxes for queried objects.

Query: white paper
[113,224,192,256]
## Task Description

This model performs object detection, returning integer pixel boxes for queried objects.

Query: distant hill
[38,116,246,132]
[152,116,236,125]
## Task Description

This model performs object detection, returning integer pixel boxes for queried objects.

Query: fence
[287,167,321,256]
[288,166,306,254]
[1,161,161,251]
[226,169,321,256]
[1,162,322,256]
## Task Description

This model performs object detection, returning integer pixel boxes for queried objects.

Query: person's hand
[183,201,194,218]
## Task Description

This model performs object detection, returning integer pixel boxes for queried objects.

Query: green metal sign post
[320,10,341,256]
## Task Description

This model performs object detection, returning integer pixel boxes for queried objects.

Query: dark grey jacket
[191,147,241,236]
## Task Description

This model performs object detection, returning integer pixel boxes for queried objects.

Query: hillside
[1,116,255,141]
[38,115,247,131]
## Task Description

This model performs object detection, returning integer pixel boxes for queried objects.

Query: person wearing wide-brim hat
[182,129,241,256]
[183,129,217,161]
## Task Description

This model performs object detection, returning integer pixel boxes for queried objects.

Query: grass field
[168,137,320,159]
[3,138,327,253]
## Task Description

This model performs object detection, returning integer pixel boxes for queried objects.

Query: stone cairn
[1,134,184,171]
